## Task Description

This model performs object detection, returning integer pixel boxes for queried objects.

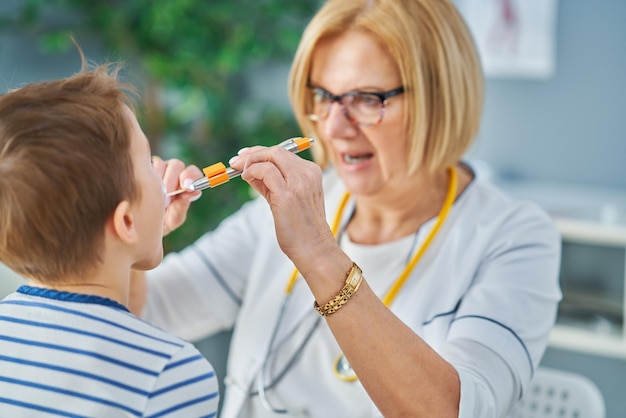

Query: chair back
[507,367,605,418]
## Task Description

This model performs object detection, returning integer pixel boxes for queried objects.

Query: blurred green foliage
[1,0,319,252]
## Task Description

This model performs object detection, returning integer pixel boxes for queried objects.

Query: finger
[233,146,294,178]
[163,166,202,203]
[163,199,190,236]
[179,165,204,191]
[162,160,201,207]
[240,161,287,199]
[229,145,268,170]
[161,159,186,195]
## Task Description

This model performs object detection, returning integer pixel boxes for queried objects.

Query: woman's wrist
[296,249,355,305]
[314,262,363,316]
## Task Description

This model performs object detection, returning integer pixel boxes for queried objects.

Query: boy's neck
[27,268,131,308]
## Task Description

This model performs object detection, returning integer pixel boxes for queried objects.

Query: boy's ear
[112,200,138,244]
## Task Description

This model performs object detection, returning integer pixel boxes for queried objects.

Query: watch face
[347,263,363,290]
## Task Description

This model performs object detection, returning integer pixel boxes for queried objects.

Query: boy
[0,63,219,417]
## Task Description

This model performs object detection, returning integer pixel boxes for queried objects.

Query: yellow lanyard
[284,166,458,305]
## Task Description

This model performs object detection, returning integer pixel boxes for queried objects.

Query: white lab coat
[144,166,561,418]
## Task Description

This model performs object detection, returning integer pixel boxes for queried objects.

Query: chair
[507,367,605,418]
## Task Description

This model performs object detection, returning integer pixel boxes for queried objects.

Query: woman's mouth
[342,152,373,164]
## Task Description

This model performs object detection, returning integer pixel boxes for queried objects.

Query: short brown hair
[0,64,140,282]
[289,0,483,173]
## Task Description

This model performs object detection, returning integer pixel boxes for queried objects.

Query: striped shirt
[0,285,219,417]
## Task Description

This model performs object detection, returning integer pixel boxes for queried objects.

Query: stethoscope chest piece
[333,354,358,382]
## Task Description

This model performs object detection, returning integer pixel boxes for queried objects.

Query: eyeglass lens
[310,90,386,126]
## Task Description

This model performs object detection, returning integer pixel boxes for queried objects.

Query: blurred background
[2,0,626,416]
[0,0,321,253]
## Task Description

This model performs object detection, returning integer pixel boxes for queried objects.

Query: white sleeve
[369,339,516,418]
[143,196,272,341]
[439,339,517,418]
[446,202,562,417]
[143,342,220,417]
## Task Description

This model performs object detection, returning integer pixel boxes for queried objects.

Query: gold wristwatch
[314,262,363,317]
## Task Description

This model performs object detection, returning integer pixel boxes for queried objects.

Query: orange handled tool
[167,136,314,196]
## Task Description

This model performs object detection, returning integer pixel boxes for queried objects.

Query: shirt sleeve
[445,201,562,417]
[439,339,518,418]
[143,196,272,341]
[143,342,220,417]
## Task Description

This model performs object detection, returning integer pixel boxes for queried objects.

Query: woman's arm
[232,147,461,417]
[232,146,560,418]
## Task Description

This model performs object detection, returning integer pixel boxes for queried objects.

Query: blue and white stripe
[0,286,219,417]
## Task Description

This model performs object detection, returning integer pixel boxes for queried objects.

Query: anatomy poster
[457,0,559,78]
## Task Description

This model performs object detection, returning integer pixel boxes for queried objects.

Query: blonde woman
[139,0,561,416]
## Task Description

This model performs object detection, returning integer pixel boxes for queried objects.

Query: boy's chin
[132,253,163,272]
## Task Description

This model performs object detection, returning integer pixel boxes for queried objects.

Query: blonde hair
[0,64,139,282]
[289,0,483,173]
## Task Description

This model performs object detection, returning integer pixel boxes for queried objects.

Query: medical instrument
[166,136,314,196]
[256,299,321,414]
[254,166,458,412]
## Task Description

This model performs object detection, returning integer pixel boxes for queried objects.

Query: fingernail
[189,192,201,202]
[237,147,249,155]
[183,178,194,190]
[228,156,239,166]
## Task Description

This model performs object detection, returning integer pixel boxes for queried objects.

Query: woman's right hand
[230,145,338,269]
[152,156,203,236]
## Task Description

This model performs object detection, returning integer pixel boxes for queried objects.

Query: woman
[139,0,561,416]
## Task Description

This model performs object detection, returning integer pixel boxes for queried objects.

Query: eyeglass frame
[306,85,405,127]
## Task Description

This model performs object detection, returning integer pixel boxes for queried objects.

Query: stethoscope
[254,166,458,414]
[256,296,321,414]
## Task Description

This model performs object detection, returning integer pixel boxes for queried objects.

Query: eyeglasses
[307,86,404,127]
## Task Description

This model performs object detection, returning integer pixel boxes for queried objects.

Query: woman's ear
[112,200,138,244]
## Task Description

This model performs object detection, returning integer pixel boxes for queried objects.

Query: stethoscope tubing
[255,293,322,413]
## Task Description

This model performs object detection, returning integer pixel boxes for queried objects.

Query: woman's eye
[313,92,328,103]
[356,94,379,106]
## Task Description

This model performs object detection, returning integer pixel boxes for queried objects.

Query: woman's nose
[322,102,358,139]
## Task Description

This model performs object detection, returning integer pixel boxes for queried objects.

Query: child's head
[0,64,166,282]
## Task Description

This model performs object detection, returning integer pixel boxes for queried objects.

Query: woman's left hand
[151,156,203,236]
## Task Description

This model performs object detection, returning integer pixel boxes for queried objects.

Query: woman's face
[309,30,408,196]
